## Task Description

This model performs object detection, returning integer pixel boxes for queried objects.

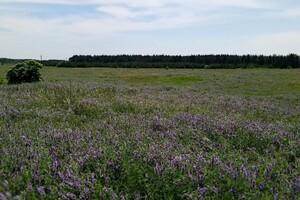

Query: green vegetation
[43,67,300,96]
[0,66,299,199]
[58,54,300,68]
[6,60,43,84]
[1,65,300,95]
[0,58,63,67]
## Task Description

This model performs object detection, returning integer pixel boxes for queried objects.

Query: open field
[2,65,300,96]
[0,66,300,199]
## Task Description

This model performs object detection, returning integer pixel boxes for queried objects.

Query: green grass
[42,67,300,96]
[0,65,300,199]
[1,64,300,96]
[0,64,10,84]
[45,67,300,96]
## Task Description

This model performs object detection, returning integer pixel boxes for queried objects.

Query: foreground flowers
[0,82,299,199]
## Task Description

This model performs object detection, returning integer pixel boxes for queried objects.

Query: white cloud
[0,0,267,7]
[0,0,269,37]
[244,31,300,55]
[0,0,299,58]
[280,8,300,17]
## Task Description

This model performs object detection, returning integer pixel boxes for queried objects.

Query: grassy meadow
[0,64,300,199]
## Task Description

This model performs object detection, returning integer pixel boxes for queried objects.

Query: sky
[0,0,300,59]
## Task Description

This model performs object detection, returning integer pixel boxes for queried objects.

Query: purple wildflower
[111,193,118,199]
[272,188,278,200]
[213,186,219,194]
[78,157,85,168]
[103,186,110,193]
[65,193,76,199]
[198,186,209,194]
[197,155,206,163]
[259,182,265,190]
[4,192,11,199]
[27,183,33,191]
[2,180,8,188]
[57,171,65,181]
[241,166,250,178]
[154,163,163,175]
[52,156,59,171]
[37,186,46,196]
[210,156,221,167]
[0,192,7,200]
[251,179,256,189]
[229,188,236,194]
[194,165,204,186]
[194,164,202,175]
[73,179,82,189]
[198,175,204,187]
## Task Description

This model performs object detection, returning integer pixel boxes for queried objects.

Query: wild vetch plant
[0,80,299,199]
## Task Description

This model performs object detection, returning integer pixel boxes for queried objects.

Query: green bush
[0,78,5,84]
[6,60,43,84]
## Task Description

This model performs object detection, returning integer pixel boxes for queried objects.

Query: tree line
[0,58,27,65]
[57,54,300,68]
[2,54,299,68]
[0,58,63,66]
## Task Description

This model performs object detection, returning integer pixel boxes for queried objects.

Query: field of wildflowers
[0,67,299,199]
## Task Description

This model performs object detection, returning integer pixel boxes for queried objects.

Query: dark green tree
[286,54,300,68]
[6,60,43,84]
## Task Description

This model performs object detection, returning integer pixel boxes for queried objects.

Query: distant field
[1,64,300,96]
[0,65,300,199]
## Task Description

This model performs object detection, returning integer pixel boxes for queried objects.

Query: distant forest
[0,58,63,67]
[57,54,300,68]
[0,58,27,64]
[1,54,300,68]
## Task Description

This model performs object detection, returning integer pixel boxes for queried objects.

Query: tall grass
[0,68,299,199]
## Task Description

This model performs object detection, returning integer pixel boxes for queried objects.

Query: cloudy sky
[0,0,299,59]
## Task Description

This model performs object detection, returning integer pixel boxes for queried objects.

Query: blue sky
[0,0,299,59]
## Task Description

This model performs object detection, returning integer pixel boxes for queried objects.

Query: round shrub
[6,60,43,84]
